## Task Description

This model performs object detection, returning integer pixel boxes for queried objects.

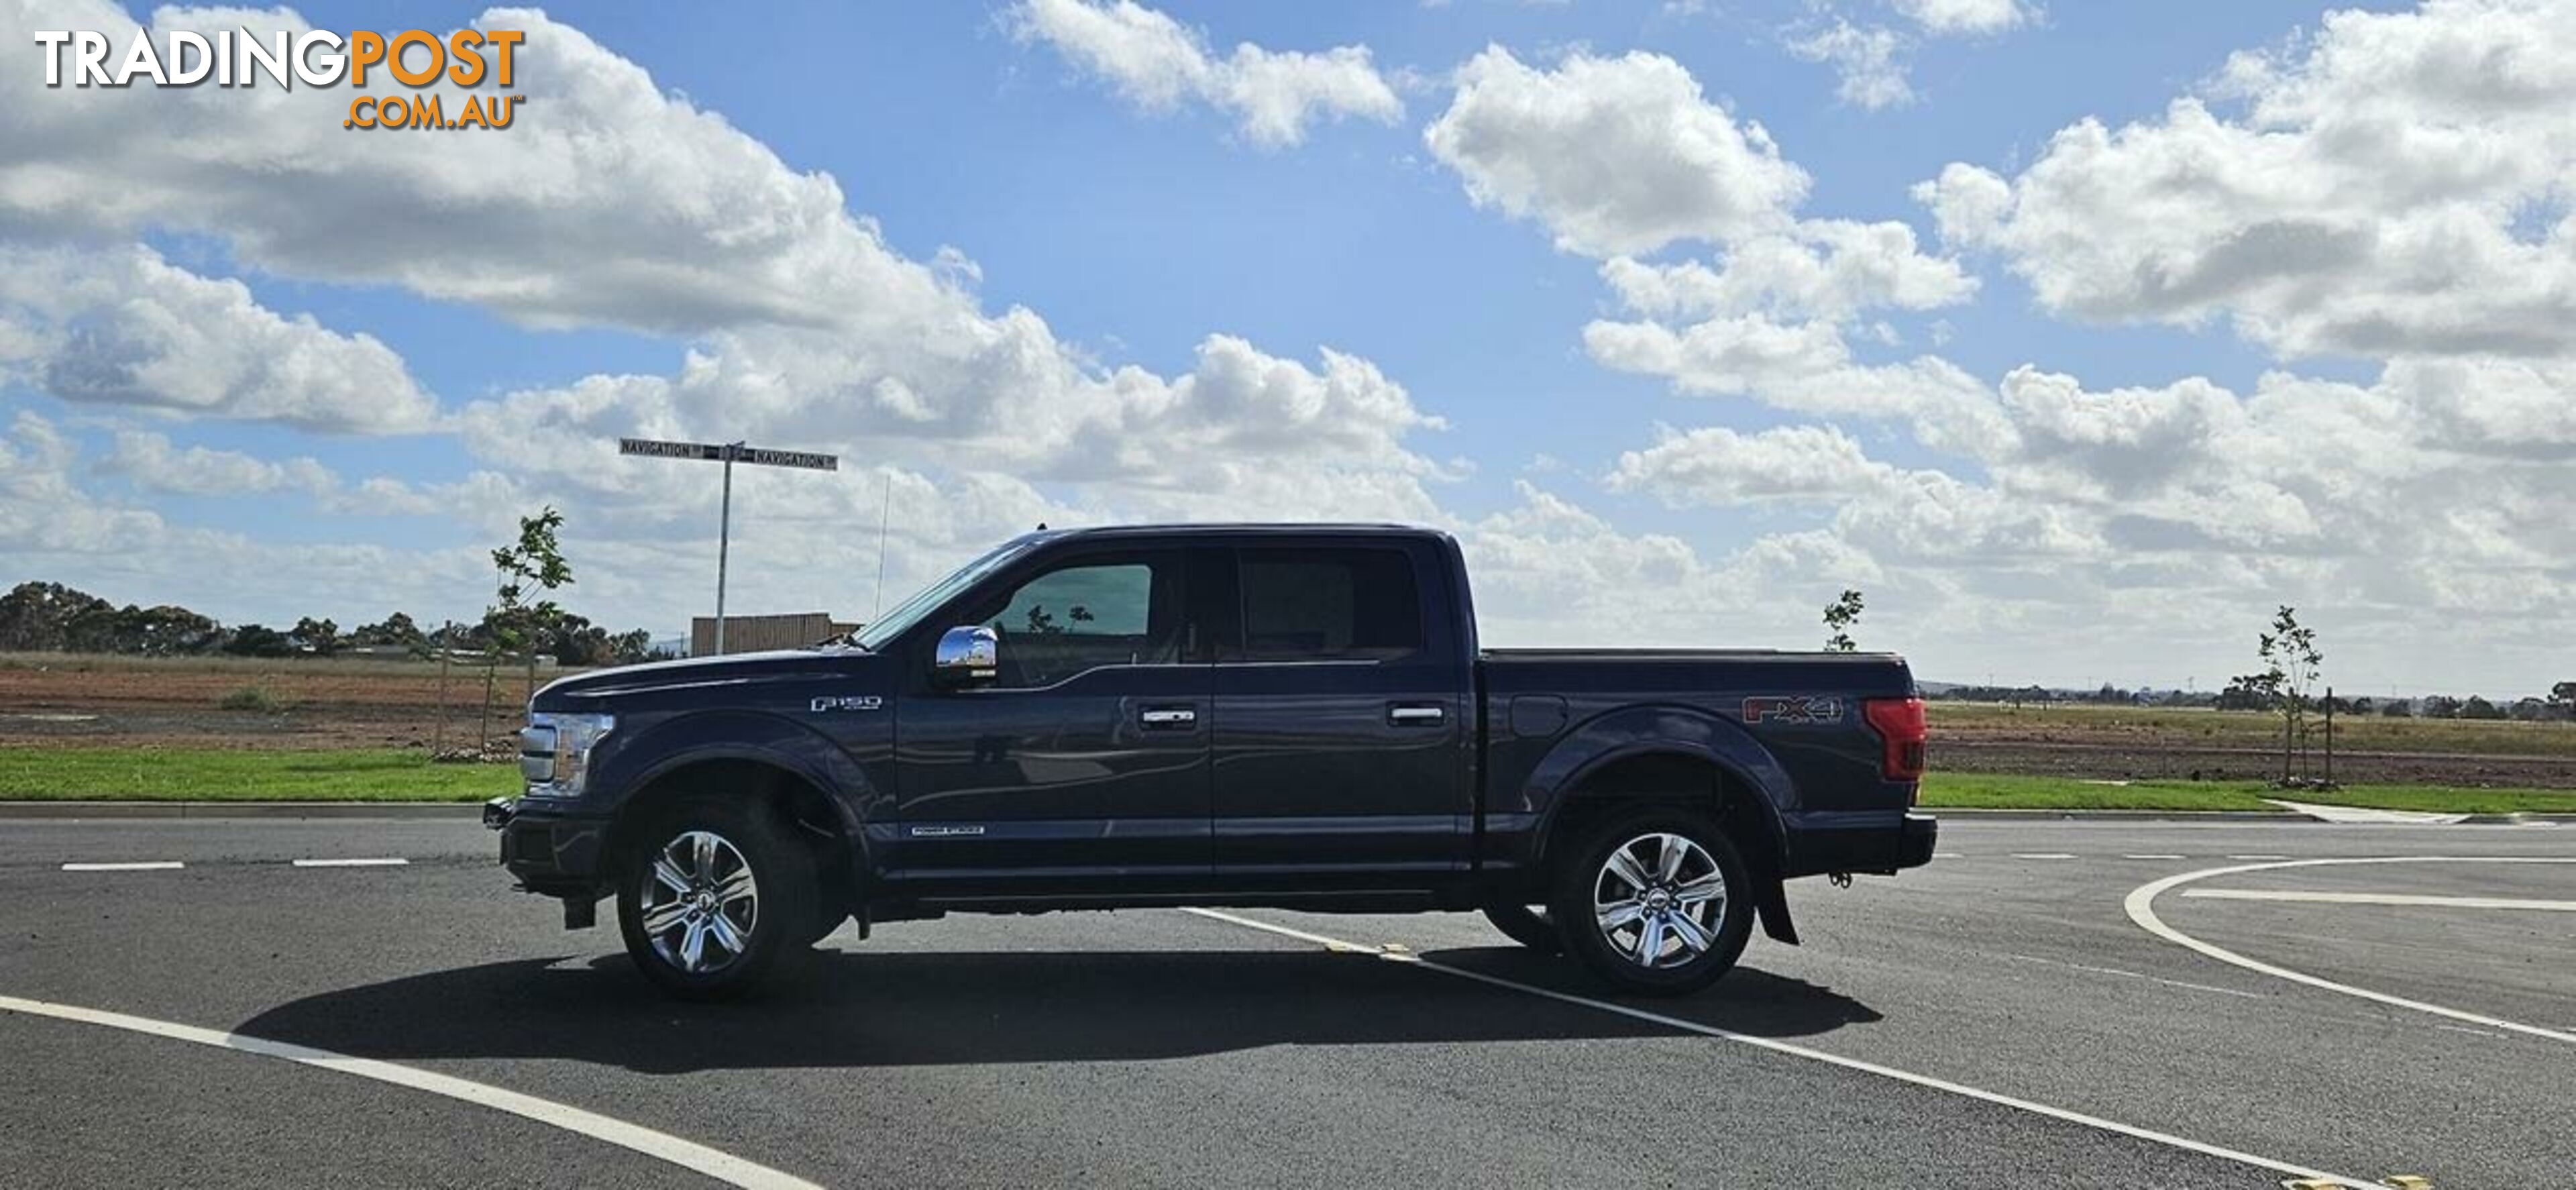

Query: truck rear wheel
[1482,903,1562,953]
[1549,808,1752,996]
[616,796,818,1002]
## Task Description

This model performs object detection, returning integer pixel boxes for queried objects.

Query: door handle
[1140,707,1197,730]
[1387,704,1445,726]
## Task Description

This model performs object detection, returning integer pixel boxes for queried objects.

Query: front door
[1210,542,1471,886]
[892,548,1210,893]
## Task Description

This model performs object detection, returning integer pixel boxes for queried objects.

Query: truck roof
[1026,522,1451,543]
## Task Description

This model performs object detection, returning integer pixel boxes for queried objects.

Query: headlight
[521,712,615,796]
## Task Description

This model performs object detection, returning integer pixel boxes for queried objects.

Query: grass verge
[1920,771,2576,814]
[0,747,515,801]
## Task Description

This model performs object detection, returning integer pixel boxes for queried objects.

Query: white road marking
[2011,853,2076,860]
[290,858,411,868]
[0,993,821,1190]
[2224,855,2290,861]
[2123,854,2188,861]
[2125,857,2576,1046]
[1179,908,2374,1189]
[2182,889,2576,913]
[60,861,183,872]
[1998,953,2265,1001]
[2436,1024,2503,1039]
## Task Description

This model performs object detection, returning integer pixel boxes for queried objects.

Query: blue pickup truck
[490,523,1933,999]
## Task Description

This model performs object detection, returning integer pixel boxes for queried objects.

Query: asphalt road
[1,816,2569,1188]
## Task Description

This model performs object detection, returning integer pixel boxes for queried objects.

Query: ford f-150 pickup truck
[489,523,1933,999]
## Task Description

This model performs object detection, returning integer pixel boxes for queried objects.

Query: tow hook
[1829,871,1854,888]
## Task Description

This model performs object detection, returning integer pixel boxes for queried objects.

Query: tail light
[1864,697,1927,781]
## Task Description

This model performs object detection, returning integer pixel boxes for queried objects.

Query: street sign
[618,436,843,654]
[619,437,838,471]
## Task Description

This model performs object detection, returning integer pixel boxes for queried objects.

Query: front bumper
[489,796,612,895]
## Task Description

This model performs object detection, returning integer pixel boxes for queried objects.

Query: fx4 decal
[811,695,884,713]
[1742,695,1843,725]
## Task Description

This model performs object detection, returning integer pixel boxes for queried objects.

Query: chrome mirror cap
[932,625,999,683]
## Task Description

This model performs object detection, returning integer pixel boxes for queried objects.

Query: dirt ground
[0,655,561,753]
[4,656,2572,789]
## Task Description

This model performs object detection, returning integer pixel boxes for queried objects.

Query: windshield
[851,537,1039,651]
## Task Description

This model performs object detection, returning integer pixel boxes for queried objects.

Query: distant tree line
[0,580,659,668]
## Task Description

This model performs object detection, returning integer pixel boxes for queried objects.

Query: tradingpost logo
[31,25,527,130]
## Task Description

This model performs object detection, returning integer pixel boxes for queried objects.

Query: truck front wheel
[616,796,818,1001]
[1549,808,1753,996]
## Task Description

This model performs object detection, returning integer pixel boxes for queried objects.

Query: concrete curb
[0,800,486,819]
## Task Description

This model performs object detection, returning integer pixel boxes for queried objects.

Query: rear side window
[1238,549,1423,661]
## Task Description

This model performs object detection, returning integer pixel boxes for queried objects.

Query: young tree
[1822,589,1864,653]
[289,616,340,655]
[2255,606,2323,782]
[479,507,574,748]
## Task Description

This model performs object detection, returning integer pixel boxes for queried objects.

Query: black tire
[1482,902,1563,953]
[616,795,818,1002]
[1548,808,1754,996]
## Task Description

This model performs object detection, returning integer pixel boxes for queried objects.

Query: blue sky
[2,1,2567,696]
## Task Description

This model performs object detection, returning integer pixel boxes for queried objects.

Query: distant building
[688,612,857,657]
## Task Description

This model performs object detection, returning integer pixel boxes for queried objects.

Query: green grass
[1920,771,2576,815]
[0,747,517,801]
[1929,700,2576,757]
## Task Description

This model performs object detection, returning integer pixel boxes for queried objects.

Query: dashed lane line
[290,858,412,868]
[0,993,822,1189]
[60,861,184,872]
[2010,853,2077,860]
[2124,854,2188,861]
[2125,857,2576,1046]
[1179,907,2377,1189]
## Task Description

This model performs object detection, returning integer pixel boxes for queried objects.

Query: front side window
[976,555,1183,687]
[1239,549,1424,662]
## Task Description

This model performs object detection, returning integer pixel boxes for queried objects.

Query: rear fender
[1525,705,1797,930]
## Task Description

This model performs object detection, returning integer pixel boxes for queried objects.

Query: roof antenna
[872,471,892,618]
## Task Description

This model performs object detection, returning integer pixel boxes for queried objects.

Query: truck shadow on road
[233,946,1881,1075]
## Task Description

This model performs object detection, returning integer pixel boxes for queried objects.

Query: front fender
[592,710,885,871]
[1509,703,1796,874]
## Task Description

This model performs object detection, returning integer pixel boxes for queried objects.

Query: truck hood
[531,647,881,709]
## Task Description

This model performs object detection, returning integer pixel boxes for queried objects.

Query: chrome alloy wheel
[638,830,760,974]
[1592,832,1727,969]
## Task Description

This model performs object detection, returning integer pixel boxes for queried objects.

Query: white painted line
[2010,853,2076,861]
[2123,854,2187,861]
[2182,888,2576,913]
[2125,857,2576,1046]
[2224,854,2290,861]
[0,993,821,1189]
[1998,953,2265,1001]
[60,861,184,872]
[1179,908,2373,1189]
[290,858,411,868]
[1933,851,1966,859]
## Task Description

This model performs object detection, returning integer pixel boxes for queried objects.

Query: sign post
[618,437,839,655]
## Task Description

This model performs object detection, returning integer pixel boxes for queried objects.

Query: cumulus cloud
[1424,46,1810,256]
[0,245,435,433]
[1786,21,1916,110]
[1008,0,1403,148]
[1923,0,2576,360]
[1892,0,2033,36]
[96,431,335,497]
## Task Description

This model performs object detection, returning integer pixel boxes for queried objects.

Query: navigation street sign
[618,437,843,653]
[618,437,839,471]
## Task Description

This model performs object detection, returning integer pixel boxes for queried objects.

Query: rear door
[1208,539,1471,884]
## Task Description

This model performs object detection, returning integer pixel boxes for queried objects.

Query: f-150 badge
[1742,695,1841,724]
[811,695,883,713]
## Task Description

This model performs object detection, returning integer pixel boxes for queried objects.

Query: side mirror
[932,625,1000,687]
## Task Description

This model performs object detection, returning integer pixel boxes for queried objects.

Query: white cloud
[1600,219,1975,322]
[1008,0,1403,148]
[1608,423,1892,504]
[96,431,335,497]
[1786,21,1916,110]
[0,244,435,433]
[1892,0,2032,36]
[1424,46,1810,256]
[1927,0,2576,360]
